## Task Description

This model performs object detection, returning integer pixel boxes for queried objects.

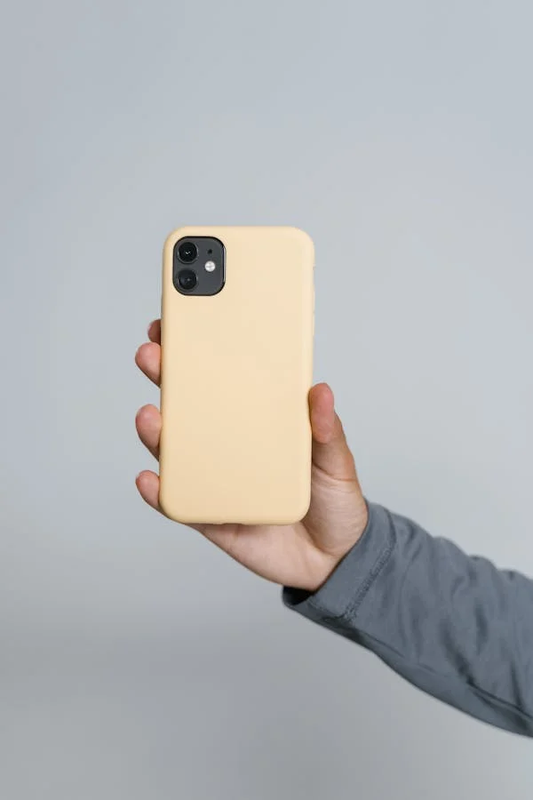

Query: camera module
[173,236,225,295]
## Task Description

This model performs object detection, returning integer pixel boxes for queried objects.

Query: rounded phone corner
[275,492,312,526]
[163,228,180,253]
[285,226,315,256]
[162,226,193,256]
[157,485,181,524]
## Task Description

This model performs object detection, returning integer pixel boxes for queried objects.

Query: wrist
[302,498,370,593]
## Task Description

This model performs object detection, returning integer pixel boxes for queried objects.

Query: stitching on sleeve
[311,523,396,623]
[346,522,396,617]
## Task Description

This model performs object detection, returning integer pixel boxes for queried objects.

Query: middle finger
[135,404,162,460]
[135,342,161,386]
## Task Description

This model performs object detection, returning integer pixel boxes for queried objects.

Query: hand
[135,320,369,593]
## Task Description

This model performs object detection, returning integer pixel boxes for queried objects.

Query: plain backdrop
[1,1,532,798]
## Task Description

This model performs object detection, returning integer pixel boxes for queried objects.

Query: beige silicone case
[159,226,314,525]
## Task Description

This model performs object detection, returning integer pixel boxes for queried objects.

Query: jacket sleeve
[283,502,533,736]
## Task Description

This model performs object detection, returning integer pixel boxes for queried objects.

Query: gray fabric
[283,502,533,737]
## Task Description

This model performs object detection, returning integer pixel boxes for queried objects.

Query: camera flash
[204,260,216,272]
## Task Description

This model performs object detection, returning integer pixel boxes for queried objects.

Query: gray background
[1,0,532,797]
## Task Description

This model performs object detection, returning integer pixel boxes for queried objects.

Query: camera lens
[177,241,198,263]
[177,268,198,291]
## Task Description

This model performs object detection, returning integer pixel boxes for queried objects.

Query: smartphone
[159,226,314,525]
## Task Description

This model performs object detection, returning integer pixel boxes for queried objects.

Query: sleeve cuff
[282,501,395,624]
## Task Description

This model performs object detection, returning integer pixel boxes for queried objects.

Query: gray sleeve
[283,502,533,737]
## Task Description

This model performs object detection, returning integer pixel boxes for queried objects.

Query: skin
[135,319,369,593]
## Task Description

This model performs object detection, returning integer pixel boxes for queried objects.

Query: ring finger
[135,404,161,460]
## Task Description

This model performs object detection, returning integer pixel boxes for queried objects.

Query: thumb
[309,383,358,482]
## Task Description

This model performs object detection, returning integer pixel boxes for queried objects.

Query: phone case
[159,226,314,525]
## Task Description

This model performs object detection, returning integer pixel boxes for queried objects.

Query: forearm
[284,502,533,736]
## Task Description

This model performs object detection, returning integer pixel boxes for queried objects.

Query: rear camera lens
[177,268,198,291]
[177,241,198,263]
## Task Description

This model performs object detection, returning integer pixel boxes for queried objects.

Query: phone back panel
[159,226,314,525]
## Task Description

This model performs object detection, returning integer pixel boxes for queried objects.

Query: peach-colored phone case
[159,226,314,525]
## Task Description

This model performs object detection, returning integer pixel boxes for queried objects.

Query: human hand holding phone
[135,319,368,593]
